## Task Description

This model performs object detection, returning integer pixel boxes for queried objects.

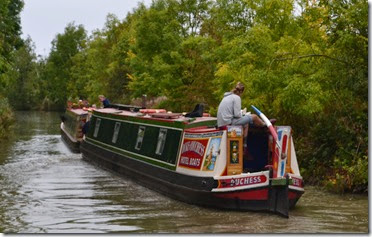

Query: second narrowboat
[60,108,89,153]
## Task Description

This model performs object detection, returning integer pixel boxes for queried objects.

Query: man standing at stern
[217,82,265,151]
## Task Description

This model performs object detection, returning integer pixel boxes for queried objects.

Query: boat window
[135,126,146,150]
[112,122,121,143]
[93,118,101,137]
[155,128,167,155]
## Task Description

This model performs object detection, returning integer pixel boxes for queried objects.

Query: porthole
[93,118,101,137]
[112,122,121,143]
[135,126,146,150]
[155,128,167,155]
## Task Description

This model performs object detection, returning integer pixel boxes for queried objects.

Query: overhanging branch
[273,54,348,64]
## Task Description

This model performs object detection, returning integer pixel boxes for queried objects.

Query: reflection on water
[0,111,368,233]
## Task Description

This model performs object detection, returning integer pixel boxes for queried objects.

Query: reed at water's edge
[0,97,14,139]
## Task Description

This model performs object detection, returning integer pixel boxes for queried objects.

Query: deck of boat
[94,108,217,126]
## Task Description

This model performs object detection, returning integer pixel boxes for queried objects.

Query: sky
[21,0,152,57]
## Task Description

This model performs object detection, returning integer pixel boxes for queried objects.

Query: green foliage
[0,97,14,139]
[0,0,22,138]
[41,23,87,110]
[1,0,367,193]
[324,155,368,194]
[0,0,24,96]
[6,38,42,110]
[0,0,24,59]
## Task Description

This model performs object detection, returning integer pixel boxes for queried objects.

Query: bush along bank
[0,97,14,139]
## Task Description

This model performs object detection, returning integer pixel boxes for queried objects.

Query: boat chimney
[142,94,147,109]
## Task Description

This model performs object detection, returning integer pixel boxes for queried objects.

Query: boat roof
[66,108,89,116]
[94,108,217,129]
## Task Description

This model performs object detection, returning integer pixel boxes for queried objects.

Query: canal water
[0,111,368,233]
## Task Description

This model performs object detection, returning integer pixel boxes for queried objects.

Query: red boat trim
[212,172,270,192]
[213,188,269,201]
[216,174,267,189]
[288,174,304,191]
[288,190,302,200]
[184,127,220,133]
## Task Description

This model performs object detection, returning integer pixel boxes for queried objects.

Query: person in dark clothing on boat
[82,120,90,135]
[217,82,265,151]
[98,95,110,108]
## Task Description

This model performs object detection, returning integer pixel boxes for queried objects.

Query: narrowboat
[60,104,143,152]
[60,108,89,153]
[80,107,304,217]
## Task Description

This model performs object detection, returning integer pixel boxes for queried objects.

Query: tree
[41,23,87,109]
[0,0,24,59]
[0,0,24,95]
[7,37,40,110]
[128,0,182,99]
[0,0,23,138]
